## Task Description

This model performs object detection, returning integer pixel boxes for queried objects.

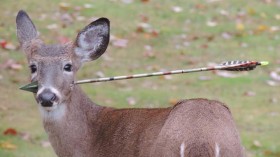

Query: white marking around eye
[180,142,185,157]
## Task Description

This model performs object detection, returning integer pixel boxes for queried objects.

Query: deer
[16,10,244,157]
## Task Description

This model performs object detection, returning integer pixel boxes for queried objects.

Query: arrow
[20,60,269,93]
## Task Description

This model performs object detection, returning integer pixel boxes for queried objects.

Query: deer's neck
[41,85,104,156]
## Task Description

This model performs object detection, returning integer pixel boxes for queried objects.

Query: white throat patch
[39,103,66,121]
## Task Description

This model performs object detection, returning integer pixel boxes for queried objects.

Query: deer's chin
[39,103,66,121]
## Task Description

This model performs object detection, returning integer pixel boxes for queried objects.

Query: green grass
[0,0,279,156]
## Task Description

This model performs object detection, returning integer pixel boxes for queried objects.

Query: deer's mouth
[41,103,58,112]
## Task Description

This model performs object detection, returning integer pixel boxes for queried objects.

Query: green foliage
[0,0,279,156]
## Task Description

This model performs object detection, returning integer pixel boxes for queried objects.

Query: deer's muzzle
[37,89,57,107]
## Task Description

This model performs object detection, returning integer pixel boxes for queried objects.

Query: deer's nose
[38,91,56,107]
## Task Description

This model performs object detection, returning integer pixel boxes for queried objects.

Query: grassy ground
[0,0,279,156]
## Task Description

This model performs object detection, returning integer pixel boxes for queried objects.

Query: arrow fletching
[219,60,260,71]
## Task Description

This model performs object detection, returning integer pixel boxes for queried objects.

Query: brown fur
[16,10,244,157]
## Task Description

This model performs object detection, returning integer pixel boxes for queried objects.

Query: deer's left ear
[74,18,110,62]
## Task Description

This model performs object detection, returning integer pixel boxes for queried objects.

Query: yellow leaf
[257,25,268,32]
[247,8,256,15]
[275,14,280,20]
[236,23,245,31]
[260,12,267,18]
[0,141,17,150]
[169,98,178,106]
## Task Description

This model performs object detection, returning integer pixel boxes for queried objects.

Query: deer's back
[95,98,243,157]
[151,98,244,157]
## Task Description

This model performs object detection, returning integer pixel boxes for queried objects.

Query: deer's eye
[30,65,37,73]
[64,64,72,72]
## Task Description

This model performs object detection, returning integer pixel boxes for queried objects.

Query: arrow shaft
[74,62,257,84]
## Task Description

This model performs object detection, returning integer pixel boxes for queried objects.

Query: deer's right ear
[16,10,38,45]
[74,18,110,63]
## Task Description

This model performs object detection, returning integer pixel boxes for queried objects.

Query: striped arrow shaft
[75,61,261,84]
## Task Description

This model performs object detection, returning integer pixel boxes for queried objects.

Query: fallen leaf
[74,6,82,11]
[256,25,268,33]
[260,12,267,18]
[0,141,17,150]
[236,23,245,31]
[60,13,73,28]
[122,0,133,4]
[39,14,47,21]
[150,29,160,37]
[95,71,105,78]
[139,14,149,22]
[221,32,232,39]
[200,44,208,49]
[76,16,86,21]
[144,45,152,51]
[136,23,151,33]
[3,128,17,136]
[266,80,279,86]
[126,97,136,106]
[206,20,217,27]
[183,41,190,47]
[0,40,7,48]
[4,43,16,50]
[19,132,31,141]
[263,150,280,157]
[1,59,23,71]
[240,42,248,48]
[172,6,183,13]
[247,8,256,15]
[59,2,71,11]
[41,140,51,148]
[0,40,16,50]
[275,14,280,20]
[141,0,150,3]
[111,38,128,48]
[253,140,262,148]
[169,98,178,106]
[270,69,280,81]
[219,10,229,16]
[243,91,256,97]
[270,97,278,104]
[58,36,70,44]
[195,4,206,10]
[83,3,93,8]
[163,75,172,80]
[206,0,221,3]
[143,45,155,58]
[46,24,59,30]
[263,0,272,4]
[270,26,280,32]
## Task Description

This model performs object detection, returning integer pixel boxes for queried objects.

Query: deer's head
[16,10,110,111]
